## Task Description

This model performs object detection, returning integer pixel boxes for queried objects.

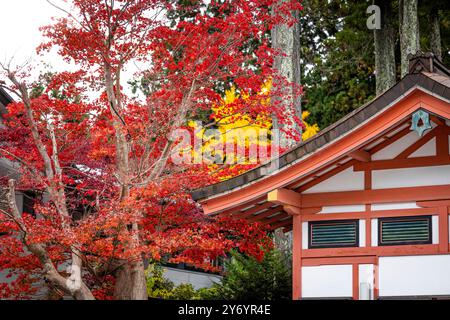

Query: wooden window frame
[378,215,432,246]
[309,219,360,249]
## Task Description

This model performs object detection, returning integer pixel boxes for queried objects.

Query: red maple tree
[0,0,302,300]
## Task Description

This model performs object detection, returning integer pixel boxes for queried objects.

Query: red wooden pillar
[374,258,379,300]
[292,213,302,300]
[439,206,449,253]
[352,264,359,300]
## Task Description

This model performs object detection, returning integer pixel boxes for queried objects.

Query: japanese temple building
[192,53,450,300]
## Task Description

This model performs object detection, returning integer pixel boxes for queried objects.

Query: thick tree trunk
[399,0,420,77]
[271,1,295,149]
[430,6,442,60]
[374,0,396,95]
[292,11,302,138]
[113,223,148,300]
[103,66,148,300]
[273,229,292,269]
[113,260,148,300]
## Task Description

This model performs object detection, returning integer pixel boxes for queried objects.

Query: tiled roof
[0,87,13,115]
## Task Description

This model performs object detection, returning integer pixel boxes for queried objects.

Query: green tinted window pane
[380,216,431,245]
[310,220,358,248]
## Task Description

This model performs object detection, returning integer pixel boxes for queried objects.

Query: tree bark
[103,64,148,300]
[271,0,295,149]
[430,6,442,60]
[6,180,95,300]
[292,10,302,138]
[399,0,420,77]
[374,0,396,95]
[273,228,292,269]
[2,68,94,300]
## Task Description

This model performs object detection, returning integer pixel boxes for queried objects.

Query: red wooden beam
[302,256,377,266]
[349,150,371,162]
[268,188,302,207]
[247,207,284,222]
[353,155,450,171]
[395,127,439,159]
[436,126,449,156]
[417,200,450,208]
[263,212,289,225]
[439,206,449,253]
[301,244,440,258]
[368,126,411,155]
[270,217,293,230]
[235,202,275,218]
[292,214,302,300]
[301,184,450,208]
[300,207,438,222]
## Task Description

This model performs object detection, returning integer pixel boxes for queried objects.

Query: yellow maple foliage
[189,83,319,179]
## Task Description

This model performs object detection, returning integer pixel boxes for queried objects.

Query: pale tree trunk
[6,180,95,300]
[399,0,420,77]
[374,0,396,95]
[273,229,292,269]
[2,68,94,300]
[104,65,198,300]
[103,66,148,300]
[430,6,442,60]
[271,0,295,149]
[292,11,302,139]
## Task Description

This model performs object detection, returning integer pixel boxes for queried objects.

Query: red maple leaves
[0,0,302,299]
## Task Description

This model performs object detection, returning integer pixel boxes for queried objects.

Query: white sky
[0,0,141,98]
[1,1,65,71]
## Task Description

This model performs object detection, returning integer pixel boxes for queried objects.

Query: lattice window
[309,220,359,249]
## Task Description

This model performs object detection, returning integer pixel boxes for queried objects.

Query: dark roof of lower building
[191,52,450,202]
[0,87,14,118]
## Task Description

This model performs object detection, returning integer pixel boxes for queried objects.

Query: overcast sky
[1,1,64,70]
[1,0,141,98]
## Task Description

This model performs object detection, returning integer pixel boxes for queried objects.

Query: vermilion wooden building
[192,54,450,300]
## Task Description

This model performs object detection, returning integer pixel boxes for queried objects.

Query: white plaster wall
[432,216,439,244]
[303,167,364,194]
[372,165,450,189]
[359,264,374,300]
[408,138,436,158]
[371,219,378,247]
[371,202,420,211]
[379,255,450,297]
[359,220,366,247]
[162,267,222,290]
[372,131,421,160]
[319,205,366,214]
[302,222,308,249]
[302,265,353,298]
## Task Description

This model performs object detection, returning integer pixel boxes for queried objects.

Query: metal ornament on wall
[410,110,432,137]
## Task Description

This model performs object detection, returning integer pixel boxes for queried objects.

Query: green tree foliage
[213,249,292,300]
[145,263,176,299]
[145,263,220,300]
[132,1,450,132]
[301,0,450,129]
[145,248,292,300]
[419,0,450,65]
[300,0,375,129]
